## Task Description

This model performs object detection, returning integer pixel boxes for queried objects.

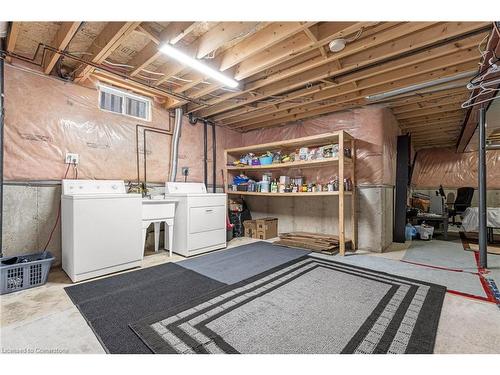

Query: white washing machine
[61,179,143,282]
[165,182,227,257]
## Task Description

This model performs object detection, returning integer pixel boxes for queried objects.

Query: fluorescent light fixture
[365,71,476,101]
[159,44,239,89]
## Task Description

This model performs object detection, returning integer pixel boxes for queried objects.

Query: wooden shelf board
[225,131,353,155]
[226,157,352,171]
[227,191,352,197]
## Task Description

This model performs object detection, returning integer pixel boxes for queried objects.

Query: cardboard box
[243,217,278,239]
[256,217,278,239]
[243,220,257,238]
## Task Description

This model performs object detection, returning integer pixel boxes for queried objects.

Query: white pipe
[0,22,8,38]
[169,107,183,182]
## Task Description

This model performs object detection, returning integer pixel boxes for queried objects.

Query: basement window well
[98,84,152,121]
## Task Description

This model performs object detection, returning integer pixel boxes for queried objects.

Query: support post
[203,120,208,189]
[212,123,216,193]
[478,107,487,269]
[0,39,5,257]
[338,131,345,255]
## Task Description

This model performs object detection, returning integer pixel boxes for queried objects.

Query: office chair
[448,187,475,225]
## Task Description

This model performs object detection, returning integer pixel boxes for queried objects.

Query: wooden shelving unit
[224,131,357,255]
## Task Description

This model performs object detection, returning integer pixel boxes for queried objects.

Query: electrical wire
[102,60,134,69]
[42,163,73,251]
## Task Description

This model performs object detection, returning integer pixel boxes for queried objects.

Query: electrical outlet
[181,167,189,176]
[65,153,79,165]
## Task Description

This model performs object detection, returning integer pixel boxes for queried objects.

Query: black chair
[448,187,475,225]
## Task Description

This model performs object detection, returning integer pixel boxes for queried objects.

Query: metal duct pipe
[365,71,476,101]
[168,107,183,182]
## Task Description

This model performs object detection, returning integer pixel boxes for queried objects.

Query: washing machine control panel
[62,180,126,195]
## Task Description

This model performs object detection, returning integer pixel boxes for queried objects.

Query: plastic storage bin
[0,251,54,294]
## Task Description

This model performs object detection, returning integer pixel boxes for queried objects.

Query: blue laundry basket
[0,251,54,294]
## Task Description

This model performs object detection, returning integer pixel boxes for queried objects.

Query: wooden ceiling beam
[192,22,489,118]
[399,114,465,126]
[220,45,480,127]
[233,61,475,132]
[6,22,20,52]
[182,22,373,110]
[74,22,141,83]
[390,91,468,112]
[5,22,21,62]
[225,53,479,129]
[391,96,468,116]
[400,120,463,130]
[172,22,316,96]
[90,70,177,107]
[127,22,196,77]
[154,22,261,87]
[395,102,469,120]
[136,24,161,44]
[43,22,81,75]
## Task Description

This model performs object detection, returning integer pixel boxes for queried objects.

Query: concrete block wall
[243,185,394,252]
[2,184,61,264]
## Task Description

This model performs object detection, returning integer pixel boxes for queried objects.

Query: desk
[412,213,449,240]
[142,198,177,256]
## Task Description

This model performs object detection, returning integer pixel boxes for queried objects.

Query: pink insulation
[241,106,400,186]
[412,147,500,188]
[4,64,241,184]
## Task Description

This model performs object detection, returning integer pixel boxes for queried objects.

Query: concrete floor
[1,236,499,354]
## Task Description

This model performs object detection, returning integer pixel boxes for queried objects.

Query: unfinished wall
[412,147,500,189]
[1,64,241,264]
[3,64,241,184]
[239,107,400,252]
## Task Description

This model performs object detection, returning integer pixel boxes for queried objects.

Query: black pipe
[135,124,172,195]
[143,128,171,193]
[478,107,488,268]
[1,45,206,106]
[0,39,4,257]
[203,121,208,189]
[212,122,217,193]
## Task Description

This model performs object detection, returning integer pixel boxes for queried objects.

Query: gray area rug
[403,238,478,272]
[178,241,310,284]
[65,262,225,353]
[311,253,487,298]
[130,256,446,354]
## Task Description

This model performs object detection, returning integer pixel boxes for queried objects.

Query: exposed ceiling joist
[172,22,316,97]
[227,55,479,129]
[154,22,262,87]
[128,22,196,77]
[192,22,489,118]
[74,22,141,83]
[5,22,21,62]
[43,22,82,75]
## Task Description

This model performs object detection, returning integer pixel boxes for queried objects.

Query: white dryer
[61,180,143,282]
[165,182,227,257]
